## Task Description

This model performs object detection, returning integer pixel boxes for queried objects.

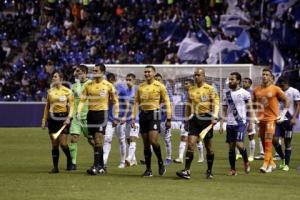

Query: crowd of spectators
[0,0,299,101]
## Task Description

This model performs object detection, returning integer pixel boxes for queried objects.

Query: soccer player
[124,73,139,167]
[69,65,92,170]
[103,73,128,169]
[253,68,289,173]
[173,79,204,164]
[242,77,260,162]
[77,64,119,175]
[131,65,171,177]
[220,72,254,175]
[176,68,219,179]
[273,77,300,171]
[154,73,173,165]
[41,71,74,173]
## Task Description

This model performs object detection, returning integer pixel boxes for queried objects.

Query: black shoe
[140,160,146,165]
[67,163,77,171]
[176,169,191,179]
[142,170,153,177]
[206,171,214,179]
[49,168,59,174]
[159,164,166,176]
[86,166,98,175]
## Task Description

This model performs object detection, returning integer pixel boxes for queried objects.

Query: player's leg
[160,122,172,165]
[248,126,256,162]
[116,123,126,168]
[283,124,293,171]
[103,122,114,167]
[273,124,285,166]
[197,139,204,163]
[125,123,139,166]
[202,116,215,179]
[149,117,166,175]
[59,132,72,171]
[49,134,60,173]
[69,118,82,169]
[235,123,250,174]
[226,125,237,175]
[174,122,188,163]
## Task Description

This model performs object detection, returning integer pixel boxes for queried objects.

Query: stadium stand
[0,0,299,101]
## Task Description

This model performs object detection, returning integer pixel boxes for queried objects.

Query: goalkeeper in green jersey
[69,65,93,170]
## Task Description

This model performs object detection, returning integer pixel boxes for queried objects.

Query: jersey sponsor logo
[59,95,67,102]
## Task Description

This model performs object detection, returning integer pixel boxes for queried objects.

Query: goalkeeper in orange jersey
[253,68,289,173]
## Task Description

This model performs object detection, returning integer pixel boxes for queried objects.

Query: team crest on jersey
[99,90,107,97]
[153,124,157,130]
[59,95,66,102]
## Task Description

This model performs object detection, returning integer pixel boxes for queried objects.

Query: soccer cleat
[273,154,281,161]
[197,157,204,163]
[165,158,172,166]
[248,156,254,162]
[228,169,237,176]
[130,160,137,166]
[244,162,251,174]
[259,166,268,173]
[173,158,183,164]
[254,153,264,160]
[118,163,126,169]
[279,160,286,169]
[159,164,166,176]
[266,166,273,173]
[236,154,242,161]
[206,171,214,179]
[49,168,59,174]
[125,159,131,167]
[269,161,276,170]
[98,167,106,174]
[67,164,77,171]
[282,165,289,171]
[86,166,98,175]
[142,170,153,177]
[176,169,191,179]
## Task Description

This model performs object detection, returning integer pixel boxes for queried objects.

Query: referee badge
[153,124,157,130]
[201,96,208,101]
[59,95,66,102]
[99,90,107,97]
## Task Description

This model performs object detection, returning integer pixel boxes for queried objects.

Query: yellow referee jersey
[185,83,219,119]
[132,80,171,119]
[78,79,119,118]
[42,85,74,123]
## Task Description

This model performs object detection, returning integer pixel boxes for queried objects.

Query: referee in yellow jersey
[176,68,219,179]
[77,64,119,175]
[42,71,74,173]
[132,65,172,177]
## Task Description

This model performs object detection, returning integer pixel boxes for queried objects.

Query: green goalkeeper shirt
[72,79,91,119]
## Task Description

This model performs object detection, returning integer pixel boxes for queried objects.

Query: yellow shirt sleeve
[160,84,172,119]
[132,88,140,120]
[42,94,50,125]
[211,87,220,119]
[78,84,88,114]
[110,85,119,119]
[68,92,74,118]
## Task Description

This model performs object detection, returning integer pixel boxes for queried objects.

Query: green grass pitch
[0,128,300,200]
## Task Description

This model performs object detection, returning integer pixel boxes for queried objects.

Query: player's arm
[291,90,300,125]
[77,85,88,118]
[277,87,289,123]
[161,84,172,121]
[246,98,255,132]
[211,88,220,123]
[65,92,74,125]
[42,94,50,129]
[110,85,119,126]
[131,88,140,128]
[220,92,227,134]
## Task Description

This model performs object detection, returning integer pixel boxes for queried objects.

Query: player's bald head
[195,68,205,76]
